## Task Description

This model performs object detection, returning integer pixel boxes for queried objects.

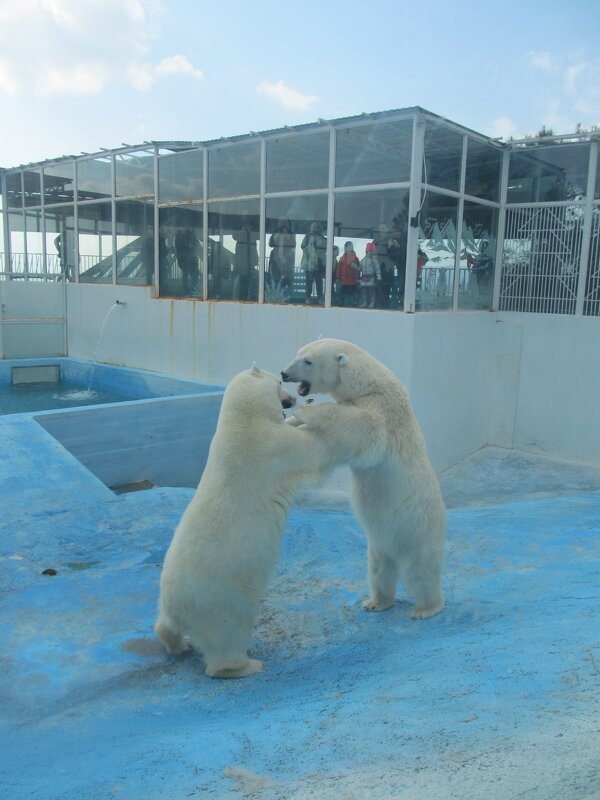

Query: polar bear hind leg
[363,544,399,611]
[401,562,445,620]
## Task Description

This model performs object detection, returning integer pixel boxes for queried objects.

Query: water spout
[86,302,119,391]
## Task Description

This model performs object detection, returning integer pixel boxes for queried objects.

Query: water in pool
[0,380,134,415]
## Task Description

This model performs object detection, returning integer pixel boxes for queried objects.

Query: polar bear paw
[363,597,394,612]
[411,600,444,620]
[205,657,263,679]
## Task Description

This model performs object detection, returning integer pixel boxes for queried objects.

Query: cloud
[0,1,203,97]
[562,58,600,124]
[564,63,585,92]
[154,55,204,81]
[257,80,317,112]
[520,50,600,134]
[525,51,552,70]
[488,116,517,140]
[0,60,18,95]
[36,64,109,96]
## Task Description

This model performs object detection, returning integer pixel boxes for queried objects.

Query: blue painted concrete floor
[1,413,599,799]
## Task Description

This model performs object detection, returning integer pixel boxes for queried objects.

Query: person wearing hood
[300,220,327,304]
[359,241,381,309]
[335,241,360,307]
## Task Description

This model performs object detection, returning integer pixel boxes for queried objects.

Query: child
[335,241,360,307]
[359,241,381,308]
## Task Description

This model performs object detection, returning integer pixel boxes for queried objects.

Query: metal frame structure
[1,107,598,316]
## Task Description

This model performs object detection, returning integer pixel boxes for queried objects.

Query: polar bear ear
[250,362,261,376]
[336,353,348,367]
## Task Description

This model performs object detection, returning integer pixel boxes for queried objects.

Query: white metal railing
[500,205,585,314]
[584,211,600,316]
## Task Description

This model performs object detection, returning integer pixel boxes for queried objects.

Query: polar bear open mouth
[298,381,311,397]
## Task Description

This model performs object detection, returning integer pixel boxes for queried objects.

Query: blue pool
[0,357,221,415]
[0,358,224,490]
[0,381,135,415]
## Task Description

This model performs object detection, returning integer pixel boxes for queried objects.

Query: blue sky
[1,0,599,166]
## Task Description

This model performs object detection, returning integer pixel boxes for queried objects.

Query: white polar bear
[154,364,330,678]
[282,338,446,619]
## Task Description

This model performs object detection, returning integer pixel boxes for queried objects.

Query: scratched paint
[1,416,599,799]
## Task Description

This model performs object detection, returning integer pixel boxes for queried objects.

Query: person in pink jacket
[335,241,360,307]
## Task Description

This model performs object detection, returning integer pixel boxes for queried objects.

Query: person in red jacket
[335,241,360,307]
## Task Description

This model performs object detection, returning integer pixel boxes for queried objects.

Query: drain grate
[12,365,60,384]
[110,480,155,495]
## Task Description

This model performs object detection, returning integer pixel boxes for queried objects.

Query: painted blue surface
[0,380,135,415]
[0,357,221,400]
[0,358,224,489]
[1,414,599,798]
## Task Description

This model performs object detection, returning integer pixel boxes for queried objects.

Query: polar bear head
[223,363,296,420]
[281,338,376,401]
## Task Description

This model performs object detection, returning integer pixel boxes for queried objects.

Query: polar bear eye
[303,358,312,366]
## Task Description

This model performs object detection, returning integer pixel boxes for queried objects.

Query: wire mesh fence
[500,204,585,314]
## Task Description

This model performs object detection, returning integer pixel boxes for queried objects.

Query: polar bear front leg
[154,617,191,655]
[364,544,398,611]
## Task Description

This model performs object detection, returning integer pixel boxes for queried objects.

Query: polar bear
[282,339,446,619]
[154,364,330,678]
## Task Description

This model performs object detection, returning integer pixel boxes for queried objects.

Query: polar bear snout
[282,354,316,397]
[278,385,296,409]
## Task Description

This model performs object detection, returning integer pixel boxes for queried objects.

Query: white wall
[0,281,66,358]
[64,285,600,470]
[410,312,495,471]
[501,313,600,466]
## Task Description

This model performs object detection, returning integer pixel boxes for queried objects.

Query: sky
[1,0,599,167]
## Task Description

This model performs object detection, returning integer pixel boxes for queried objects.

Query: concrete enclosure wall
[36,394,223,489]
[0,281,66,358]
[59,284,600,472]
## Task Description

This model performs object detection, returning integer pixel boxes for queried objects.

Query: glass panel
[115,200,155,285]
[458,202,499,310]
[264,195,328,305]
[0,213,5,274]
[158,204,203,298]
[158,149,203,203]
[23,170,42,207]
[417,192,459,311]
[77,157,112,200]
[6,173,23,209]
[208,141,260,199]
[207,199,260,301]
[423,123,463,192]
[25,210,44,275]
[266,131,329,193]
[8,212,25,273]
[159,204,204,297]
[78,203,113,284]
[115,150,154,198]
[44,162,75,204]
[465,139,502,202]
[507,144,590,203]
[332,190,410,309]
[595,157,600,200]
[335,120,412,187]
[45,207,75,279]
